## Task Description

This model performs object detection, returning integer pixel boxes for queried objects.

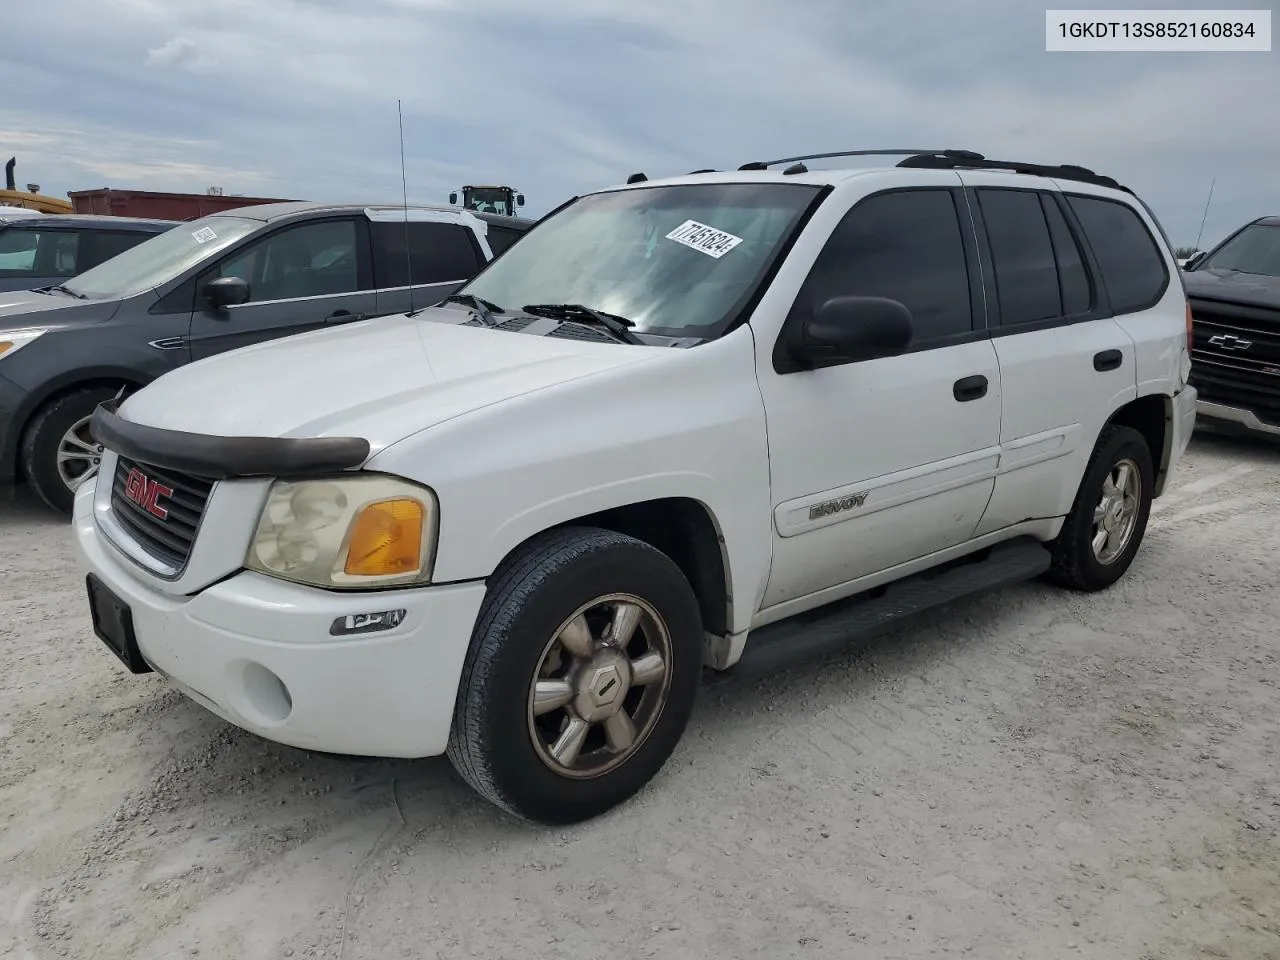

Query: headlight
[0,328,47,360]
[246,475,438,589]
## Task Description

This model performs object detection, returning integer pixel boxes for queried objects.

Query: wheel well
[17,377,141,480]
[1106,394,1171,491]
[558,498,729,636]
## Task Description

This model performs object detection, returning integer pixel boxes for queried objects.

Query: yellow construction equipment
[1,157,72,214]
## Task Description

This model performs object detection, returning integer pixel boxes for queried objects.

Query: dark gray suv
[0,201,533,513]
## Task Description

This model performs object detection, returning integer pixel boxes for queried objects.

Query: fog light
[329,609,407,636]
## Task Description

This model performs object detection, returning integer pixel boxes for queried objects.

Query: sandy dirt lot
[2,433,1279,960]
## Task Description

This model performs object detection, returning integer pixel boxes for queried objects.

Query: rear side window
[1040,196,1091,316]
[485,225,523,256]
[371,222,482,287]
[1066,195,1168,314]
[801,189,973,342]
[0,228,39,277]
[977,188,1061,325]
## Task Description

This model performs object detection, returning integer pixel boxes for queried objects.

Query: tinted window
[977,189,1061,325]
[485,225,523,256]
[213,219,361,303]
[371,222,482,287]
[0,228,80,278]
[86,230,156,270]
[1066,195,1168,314]
[1040,196,1091,315]
[45,232,81,276]
[802,189,972,341]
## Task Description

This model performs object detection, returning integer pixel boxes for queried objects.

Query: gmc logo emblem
[124,467,173,520]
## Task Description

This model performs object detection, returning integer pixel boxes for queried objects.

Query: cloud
[145,37,212,71]
[0,0,1276,247]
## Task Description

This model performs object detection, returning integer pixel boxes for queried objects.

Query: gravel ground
[2,433,1279,960]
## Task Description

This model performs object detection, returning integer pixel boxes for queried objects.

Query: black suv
[0,202,533,513]
[0,214,175,293]
[1183,216,1280,439]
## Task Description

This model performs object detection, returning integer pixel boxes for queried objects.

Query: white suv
[71,149,1197,824]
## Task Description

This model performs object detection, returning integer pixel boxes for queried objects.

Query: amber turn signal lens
[1186,302,1194,345]
[343,498,425,577]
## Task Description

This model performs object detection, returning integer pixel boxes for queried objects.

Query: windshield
[63,215,260,299]
[1200,223,1280,277]
[464,188,515,215]
[460,181,822,338]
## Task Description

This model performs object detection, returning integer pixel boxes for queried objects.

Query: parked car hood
[118,310,658,456]
[0,288,122,330]
[1183,269,1280,310]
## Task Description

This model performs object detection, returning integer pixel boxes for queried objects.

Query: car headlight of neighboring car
[0,328,48,361]
[246,475,439,589]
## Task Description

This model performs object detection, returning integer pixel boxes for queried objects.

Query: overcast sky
[2,0,1276,248]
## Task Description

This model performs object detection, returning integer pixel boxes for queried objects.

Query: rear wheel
[20,386,120,515]
[447,527,703,824]
[1047,424,1154,591]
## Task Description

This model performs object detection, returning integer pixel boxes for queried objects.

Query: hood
[1183,268,1280,311]
[0,287,123,331]
[119,309,658,455]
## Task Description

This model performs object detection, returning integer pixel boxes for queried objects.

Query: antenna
[1193,175,1216,253]
[398,99,414,313]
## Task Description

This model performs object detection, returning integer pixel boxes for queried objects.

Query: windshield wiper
[42,284,88,300]
[426,293,505,325]
[522,303,644,345]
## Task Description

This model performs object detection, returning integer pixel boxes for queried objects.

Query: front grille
[109,457,215,570]
[1188,297,1280,425]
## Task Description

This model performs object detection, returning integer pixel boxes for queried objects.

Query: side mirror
[788,296,915,366]
[448,192,458,205]
[516,194,525,207]
[1183,251,1205,271]
[205,275,249,310]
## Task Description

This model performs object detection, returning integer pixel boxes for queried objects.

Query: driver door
[187,217,376,360]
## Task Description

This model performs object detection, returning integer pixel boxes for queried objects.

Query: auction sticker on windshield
[664,220,743,259]
[191,227,218,244]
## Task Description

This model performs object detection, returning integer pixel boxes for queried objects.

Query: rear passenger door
[369,217,489,316]
[188,216,377,359]
[964,176,1138,536]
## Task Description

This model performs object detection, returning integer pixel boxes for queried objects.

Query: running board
[712,537,1051,684]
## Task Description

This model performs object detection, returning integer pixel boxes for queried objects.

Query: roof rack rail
[896,151,1130,192]
[738,148,973,171]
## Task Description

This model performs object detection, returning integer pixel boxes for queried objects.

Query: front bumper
[1194,398,1280,439]
[71,483,487,758]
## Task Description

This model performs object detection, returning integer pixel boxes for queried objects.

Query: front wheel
[20,386,120,515]
[446,527,703,824]
[1047,424,1154,591]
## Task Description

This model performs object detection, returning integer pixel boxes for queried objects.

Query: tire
[1047,424,1154,592]
[19,386,120,516]
[446,526,704,824]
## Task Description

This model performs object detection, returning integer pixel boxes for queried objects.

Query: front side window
[799,188,973,342]
[211,219,361,303]
[64,215,260,300]
[461,182,822,338]
[1200,222,1280,278]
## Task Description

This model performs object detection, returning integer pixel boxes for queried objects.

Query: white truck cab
[72,149,1197,824]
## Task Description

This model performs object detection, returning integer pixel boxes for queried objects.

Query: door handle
[1093,349,1123,372]
[953,374,988,402]
[326,310,366,324]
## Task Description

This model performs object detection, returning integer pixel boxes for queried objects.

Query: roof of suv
[613,150,1136,199]
[1,214,175,230]
[206,201,478,224]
